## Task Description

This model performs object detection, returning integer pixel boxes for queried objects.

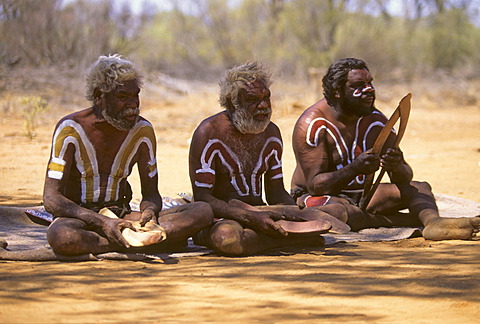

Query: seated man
[189,62,346,256]
[291,57,479,240]
[44,54,213,256]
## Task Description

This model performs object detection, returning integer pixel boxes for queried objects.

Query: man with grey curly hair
[85,54,143,131]
[188,62,347,256]
[43,54,213,256]
[219,62,272,134]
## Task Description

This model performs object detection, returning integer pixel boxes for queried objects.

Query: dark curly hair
[322,58,369,106]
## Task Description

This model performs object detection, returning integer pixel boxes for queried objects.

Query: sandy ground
[0,79,479,323]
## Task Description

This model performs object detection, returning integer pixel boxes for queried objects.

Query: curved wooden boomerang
[360,93,412,211]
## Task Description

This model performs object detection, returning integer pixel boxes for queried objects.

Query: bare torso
[47,106,155,205]
[190,111,286,205]
[292,99,393,194]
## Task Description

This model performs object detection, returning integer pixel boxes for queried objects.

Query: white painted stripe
[195,181,213,188]
[47,170,63,180]
[51,157,66,165]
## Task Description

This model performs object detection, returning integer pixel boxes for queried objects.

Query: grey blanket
[0,205,211,262]
[0,194,478,261]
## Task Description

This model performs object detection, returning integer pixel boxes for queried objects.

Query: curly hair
[219,62,272,113]
[322,58,369,106]
[85,54,143,102]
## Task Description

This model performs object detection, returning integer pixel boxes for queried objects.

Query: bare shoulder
[190,112,226,153]
[369,108,388,122]
[136,116,154,128]
[299,99,329,123]
[264,121,282,137]
[294,99,329,134]
[56,107,92,123]
[51,108,96,132]
[192,111,232,142]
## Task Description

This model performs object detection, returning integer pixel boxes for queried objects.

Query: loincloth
[297,189,364,208]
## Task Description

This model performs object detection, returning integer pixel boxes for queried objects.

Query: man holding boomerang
[291,57,479,240]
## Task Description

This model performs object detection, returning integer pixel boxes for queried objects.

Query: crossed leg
[196,218,326,256]
[47,217,113,255]
[359,180,480,239]
[154,201,214,244]
[47,201,213,256]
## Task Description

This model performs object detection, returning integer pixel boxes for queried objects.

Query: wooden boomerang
[360,93,412,211]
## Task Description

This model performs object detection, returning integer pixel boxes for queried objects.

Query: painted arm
[264,177,295,205]
[136,133,162,226]
[263,128,295,205]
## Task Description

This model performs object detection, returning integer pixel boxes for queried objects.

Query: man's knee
[209,220,244,255]
[47,220,85,255]
[191,201,214,225]
[412,180,433,194]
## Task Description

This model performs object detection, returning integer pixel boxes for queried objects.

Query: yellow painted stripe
[51,122,98,202]
[47,161,65,173]
[108,122,157,201]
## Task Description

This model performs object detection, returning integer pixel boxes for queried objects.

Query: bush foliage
[1,0,479,81]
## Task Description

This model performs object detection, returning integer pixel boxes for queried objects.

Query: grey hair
[85,54,143,102]
[219,62,272,112]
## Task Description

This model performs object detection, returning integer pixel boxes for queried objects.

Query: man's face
[101,79,140,131]
[231,80,272,134]
[340,69,375,117]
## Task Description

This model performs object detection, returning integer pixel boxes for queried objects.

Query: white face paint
[353,83,375,97]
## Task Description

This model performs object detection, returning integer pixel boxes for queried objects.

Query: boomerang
[360,93,412,211]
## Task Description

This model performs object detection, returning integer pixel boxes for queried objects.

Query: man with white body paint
[44,54,213,256]
[188,62,346,256]
[291,57,480,240]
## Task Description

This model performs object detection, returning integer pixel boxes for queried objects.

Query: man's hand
[381,148,404,172]
[139,208,157,226]
[353,149,380,175]
[248,210,288,237]
[101,217,136,248]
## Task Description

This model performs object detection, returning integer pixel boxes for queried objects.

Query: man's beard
[102,104,139,131]
[230,105,271,134]
[340,95,375,117]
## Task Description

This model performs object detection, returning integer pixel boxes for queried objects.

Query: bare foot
[422,217,480,240]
